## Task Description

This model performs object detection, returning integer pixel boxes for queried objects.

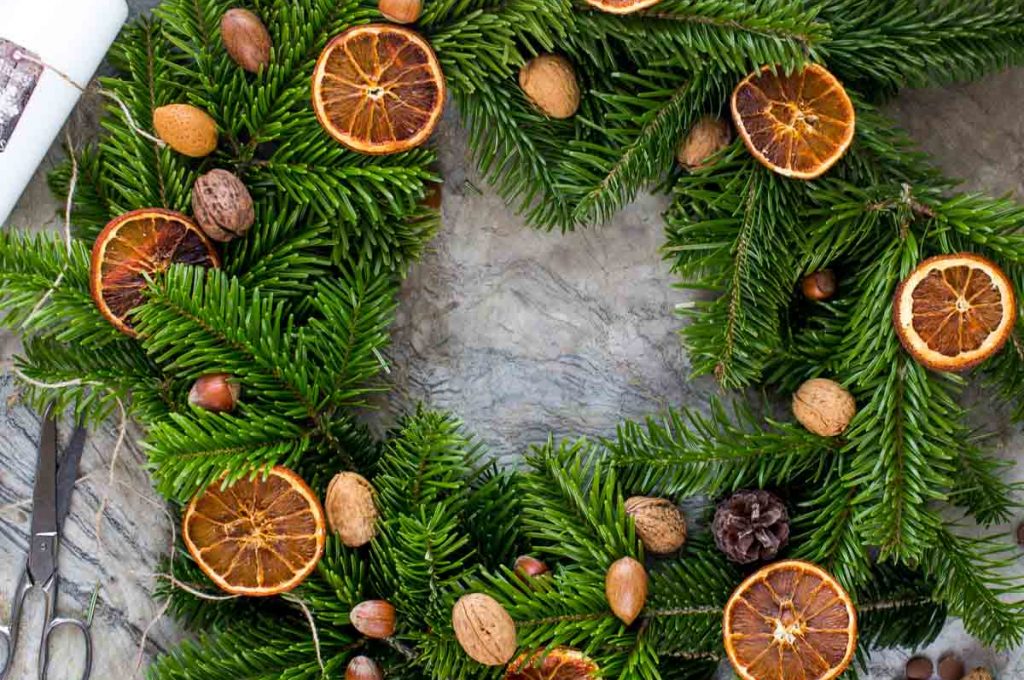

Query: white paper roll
[0,0,128,225]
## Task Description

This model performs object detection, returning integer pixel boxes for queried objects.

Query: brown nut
[937,653,966,680]
[605,556,647,625]
[519,55,580,119]
[676,115,732,170]
[350,600,395,639]
[905,656,934,680]
[792,378,856,437]
[221,8,272,73]
[325,472,378,547]
[452,593,517,666]
[964,669,992,680]
[188,373,240,412]
[192,169,255,242]
[513,555,549,581]
[345,656,382,680]
[379,0,422,23]
[624,496,687,554]
[802,270,837,301]
[153,104,218,158]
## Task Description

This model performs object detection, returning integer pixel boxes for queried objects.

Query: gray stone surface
[2,12,1024,676]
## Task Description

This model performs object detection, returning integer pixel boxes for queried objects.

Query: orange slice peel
[582,0,663,13]
[723,560,857,680]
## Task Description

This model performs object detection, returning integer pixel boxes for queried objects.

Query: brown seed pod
[345,656,383,680]
[325,472,378,547]
[519,55,581,120]
[350,600,396,639]
[624,496,687,554]
[451,593,517,666]
[192,169,255,242]
[188,373,240,412]
[379,0,422,23]
[153,104,218,158]
[792,378,856,437]
[220,8,272,73]
[676,115,732,170]
[513,555,549,581]
[605,557,647,625]
[802,269,837,301]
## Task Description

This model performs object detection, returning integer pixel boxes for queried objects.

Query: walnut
[792,378,856,436]
[452,593,517,665]
[324,472,378,547]
[192,169,255,242]
[624,496,687,554]
[676,115,732,170]
[519,55,581,119]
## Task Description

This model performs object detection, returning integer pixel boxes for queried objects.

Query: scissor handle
[41,616,92,680]
[0,568,32,680]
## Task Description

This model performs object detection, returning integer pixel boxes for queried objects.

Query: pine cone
[712,490,790,564]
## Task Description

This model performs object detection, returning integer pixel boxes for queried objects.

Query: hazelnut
[349,600,395,639]
[938,653,965,680]
[792,378,856,437]
[188,374,240,412]
[605,557,647,625]
[624,496,687,554]
[676,115,732,170]
[905,656,933,680]
[379,0,422,23]
[192,169,255,242]
[153,104,218,158]
[452,593,517,666]
[220,8,272,73]
[325,472,378,547]
[802,269,837,301]
[519,55,580,119]
[513,555,549,581]
[345,656,383,680]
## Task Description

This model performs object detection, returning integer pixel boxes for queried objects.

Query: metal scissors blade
[26,407,59,587]
[56,423,87,528]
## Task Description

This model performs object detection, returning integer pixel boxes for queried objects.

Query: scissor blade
[56,424,87,528]
[27,409,59,585]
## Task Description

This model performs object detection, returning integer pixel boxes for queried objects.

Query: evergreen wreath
[1,0,1024,678]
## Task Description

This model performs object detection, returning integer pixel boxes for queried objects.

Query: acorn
[676,115,732,170]
[451,593,517,666]
[349,600,396,639]
[624,496,687,554]
[379,0,422,23]
[325,472,378,547]
[792,378,856,437]
[802,269,837,301]
[605,557,647,625]
[220,8,272,73]
[345,656,383,680]
[513,555,549,581]
[192,169,255,242]
[153,104,218,158]
[188,374,240,412]
[519,54,580,119]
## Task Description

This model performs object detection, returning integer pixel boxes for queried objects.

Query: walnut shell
[192,169,255,242]
[519,55,580,120]
[379,0,422,23]
[964,669,992,680]
[325,472,378,547]
[153,104,218,158]
[624,496,687,554]
[220,8,272,73]
[792,378,856,437]
[605,557,647,625]
[452,593,517,666]
[676,115,732,170]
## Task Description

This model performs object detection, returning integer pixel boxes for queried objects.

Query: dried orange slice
[506,648,599,680]
[893,253,1017,372]
[731,64,855,180]
[312,24,445,155]
[723,560,857,680]
[183,466,327,597]
[90,208,219,336]
[582,0,662,13]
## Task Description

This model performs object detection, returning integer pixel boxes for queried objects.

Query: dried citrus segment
[582,0,662,13]
[312,24,445,155]
[731,64,855,180]
[724,560,857,680]
[183,466,327,597]
[893,253,1016,372]
[90,208,219,336]
[506,648,599,680]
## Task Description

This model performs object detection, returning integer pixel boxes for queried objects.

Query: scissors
[0,406,92,680]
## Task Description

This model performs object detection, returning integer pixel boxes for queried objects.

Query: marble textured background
[2,4,1024,676]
